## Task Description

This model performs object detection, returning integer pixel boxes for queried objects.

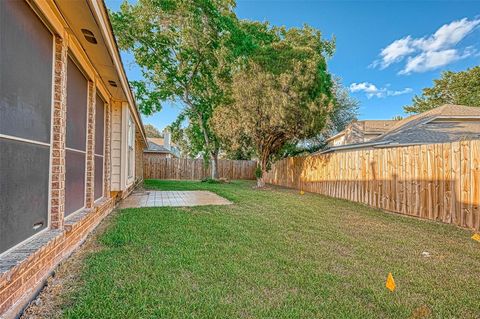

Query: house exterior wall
[328,135,345,147]
[110,101,123,191]
[0,198,115,318]
[135,133,144,182]
[327,123,366,147]
[144,152,173,160]
[50,35,68,230]
[327,121,391,147]
[0,0,146,317]
[343,122,366,145]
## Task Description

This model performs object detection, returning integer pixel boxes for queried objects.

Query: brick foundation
[0,1,146,317]
[0,199,115,318]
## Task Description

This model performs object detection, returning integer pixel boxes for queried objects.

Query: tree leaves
[110,0,242,175]
[212,25,336,177]
[404,66,480,113]
[144,124,162,138]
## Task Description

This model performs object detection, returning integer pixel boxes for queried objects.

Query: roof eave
[89,0,147,145]
[325,131,346,142]
[317,140,392,154]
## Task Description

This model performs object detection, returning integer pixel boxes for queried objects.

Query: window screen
[65,58,88,216]
[0,0,53,143]
[0,140,50,254]
[95,94,105,156]
[65,150,86,215]
[94,94,105,200]
[94,156,104,200]
[0,0,52,254]
[66,58,88,151]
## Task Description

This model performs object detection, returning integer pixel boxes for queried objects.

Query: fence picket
[143,155,257,180]
[264,140,480,230]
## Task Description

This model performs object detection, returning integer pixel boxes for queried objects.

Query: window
[65,57,88,217]
[94,94,105,200]
[0,0,53,254]
[127,115,135,179]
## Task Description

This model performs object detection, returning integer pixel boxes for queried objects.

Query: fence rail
[264,140,480,230]
[144,156,257,180]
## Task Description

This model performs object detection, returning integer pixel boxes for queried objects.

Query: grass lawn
[61,180,479,318]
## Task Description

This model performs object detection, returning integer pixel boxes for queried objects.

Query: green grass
[63,180,480,318]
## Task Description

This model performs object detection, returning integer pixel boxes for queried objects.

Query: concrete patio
[119,190,232,208]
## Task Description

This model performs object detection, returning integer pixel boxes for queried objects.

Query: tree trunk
[211,152,219,179]
[256,156,268,188]
[257,173,265,188]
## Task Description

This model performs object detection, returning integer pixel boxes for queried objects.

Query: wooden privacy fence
[144,156,257,180]
[264,140,480,230]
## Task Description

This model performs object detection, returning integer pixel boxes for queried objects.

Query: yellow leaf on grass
[472,233,480,242]
[386,273,396,292]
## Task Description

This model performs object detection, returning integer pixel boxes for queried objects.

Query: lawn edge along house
[0,1,147,317]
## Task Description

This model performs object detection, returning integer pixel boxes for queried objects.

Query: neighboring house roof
[145,138,178,157]
[147,137,177,148]
[361,120,398,134]
[325,120,396,143]
[321,104,480,153]
[146,140,169,152]
[369,104,480,144]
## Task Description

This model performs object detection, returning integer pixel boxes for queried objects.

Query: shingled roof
[369,104,480,144]
[325,120,396,143]
[145,138,176,155]
[322,104,480,153]
[361,120,397,134]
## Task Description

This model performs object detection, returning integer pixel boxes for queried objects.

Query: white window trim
[120,103,135,189]
[127,113,135,182]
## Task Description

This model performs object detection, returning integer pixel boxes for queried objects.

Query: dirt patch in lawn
[20,210,118,319]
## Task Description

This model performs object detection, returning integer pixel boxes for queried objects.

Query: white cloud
[349,82,413,99]
[413,18,480,52]
[374,36,415,69]
[350,82,379,93]
[400,49,457,74]
[372,17,480,74]
[400,47,476,74]
[389,87,413,96]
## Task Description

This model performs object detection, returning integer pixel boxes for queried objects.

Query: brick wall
[144,152,171,160]
[135,131,144,183]
[50,35,68,230]
[85,81,97,209]
[0,1,146,317]
[104,102,112,196]
[0,198,114,317]
[0,42,117,317]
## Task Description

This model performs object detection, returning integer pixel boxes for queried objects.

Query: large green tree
[144,124,162,138]
[110,0,240,178]
[271,79,358,159]
[404,66,480,113]
[212,25,336,187]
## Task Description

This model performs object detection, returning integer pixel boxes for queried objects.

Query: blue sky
[105,0,480,131]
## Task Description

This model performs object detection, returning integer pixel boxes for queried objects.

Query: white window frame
[127,114,135,181]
